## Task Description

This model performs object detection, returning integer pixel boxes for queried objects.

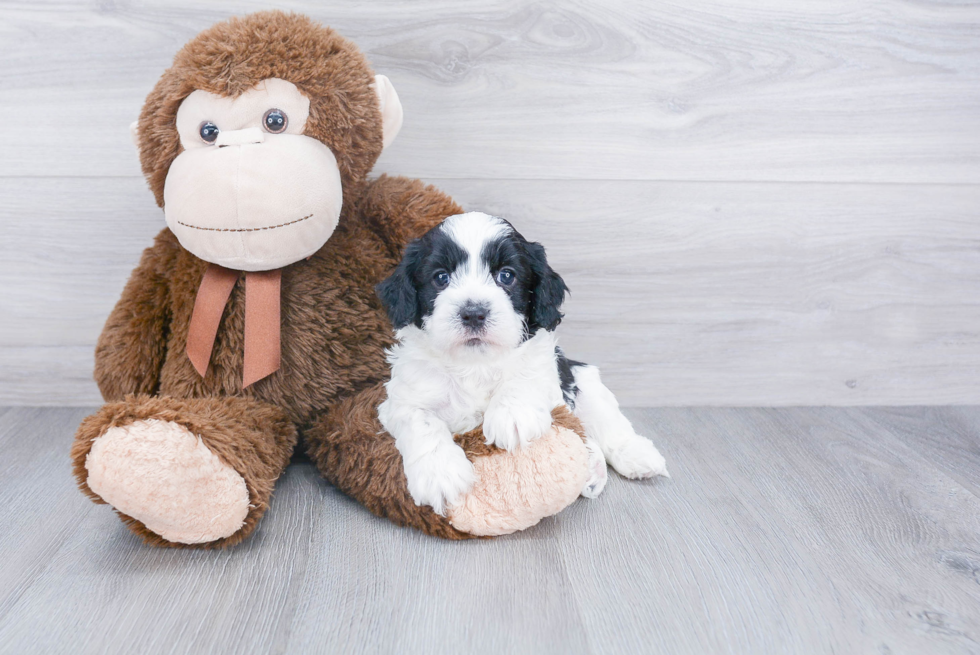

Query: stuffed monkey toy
[71,11,593,547]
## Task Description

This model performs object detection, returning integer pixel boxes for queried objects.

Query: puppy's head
[376,212,568,355]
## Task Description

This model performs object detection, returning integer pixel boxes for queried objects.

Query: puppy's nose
[459,302,489,330]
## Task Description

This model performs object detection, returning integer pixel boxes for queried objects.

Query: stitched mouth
[176,214,313,233]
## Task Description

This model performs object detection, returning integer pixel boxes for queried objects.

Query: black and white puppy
[376,212,668,515]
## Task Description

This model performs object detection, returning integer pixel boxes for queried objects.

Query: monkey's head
[134,12,403,271]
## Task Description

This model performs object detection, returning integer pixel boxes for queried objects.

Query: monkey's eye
[495,268,516,287]
[263,108,288,134]
[199,122,219,144]
[433,270,450,290]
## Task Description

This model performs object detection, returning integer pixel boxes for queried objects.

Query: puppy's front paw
[483,398,554,451]
[607,436,669,480]
[403,442,476,516]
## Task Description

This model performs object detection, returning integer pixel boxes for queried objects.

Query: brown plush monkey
[71,11,591,547]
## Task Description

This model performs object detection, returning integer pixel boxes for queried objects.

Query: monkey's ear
[372,74,403,150]
[129,120,140,153]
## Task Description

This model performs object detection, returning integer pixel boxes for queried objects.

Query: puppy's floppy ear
[526,241,568,333]
[376,239,423,329]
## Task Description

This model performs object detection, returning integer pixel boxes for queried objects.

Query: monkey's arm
[359,174,463,256]
[94,229,179,401]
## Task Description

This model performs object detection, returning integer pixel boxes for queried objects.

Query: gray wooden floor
[1,407,978,654]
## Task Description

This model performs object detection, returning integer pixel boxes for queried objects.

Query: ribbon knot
[186,263,281,388]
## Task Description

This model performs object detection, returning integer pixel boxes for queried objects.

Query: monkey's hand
[94,229,178,401]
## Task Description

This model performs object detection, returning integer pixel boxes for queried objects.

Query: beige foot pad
[447,426,589,536]
[85,419,250,544]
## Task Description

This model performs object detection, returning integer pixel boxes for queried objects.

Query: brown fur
[305,382,587,540]
[72,394,296,548]
[137,11,383,209]
[74,11,587,546]
[93,174,460,426]
[79,172,463,545]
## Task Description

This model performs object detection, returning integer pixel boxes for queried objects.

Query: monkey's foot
[447,425,590,536]
[85,419,250,544]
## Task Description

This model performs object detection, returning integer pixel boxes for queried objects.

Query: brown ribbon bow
[186,263,281,388]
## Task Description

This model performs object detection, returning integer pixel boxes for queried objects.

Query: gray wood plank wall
[1,0,978,406]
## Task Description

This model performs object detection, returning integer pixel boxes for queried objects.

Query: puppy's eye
[263,108,288,134]
[495,268,516,287]
[433,270,450,289]
[199,122,219,144]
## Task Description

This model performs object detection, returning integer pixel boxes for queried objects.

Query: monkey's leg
[305,382,591,538]
[72,395,296,548]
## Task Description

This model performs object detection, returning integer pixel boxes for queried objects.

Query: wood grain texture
[1,0,978,405]
[0,347,97,406]
[1,0,979,182]
[852,406,980,498]
[2,177,977,406]
[0,406,977,654]
[558,406,980,654]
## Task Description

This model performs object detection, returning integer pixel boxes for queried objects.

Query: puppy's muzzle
[459,302,489,331]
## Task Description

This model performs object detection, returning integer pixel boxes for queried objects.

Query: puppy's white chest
[440,375,499,434]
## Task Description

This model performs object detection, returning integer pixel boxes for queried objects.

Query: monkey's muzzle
[163,134,343,271]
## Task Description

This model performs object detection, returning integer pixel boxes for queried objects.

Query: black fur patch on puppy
[524,240,568,333]
[556,346,585,409]
[376,226,468,329]
[377,214,569,338]
[481,222,569,337]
